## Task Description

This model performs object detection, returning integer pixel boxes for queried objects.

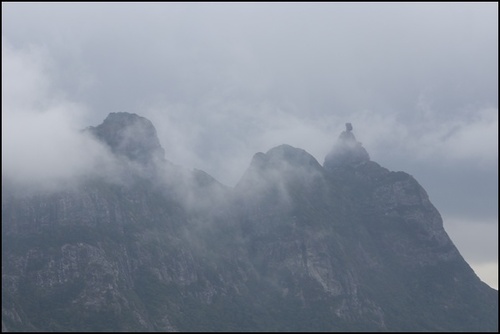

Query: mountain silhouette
[2,113,497,331]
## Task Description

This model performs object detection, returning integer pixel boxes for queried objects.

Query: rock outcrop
[324,122,370,169]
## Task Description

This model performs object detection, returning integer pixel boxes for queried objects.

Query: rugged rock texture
[2,113,498,331]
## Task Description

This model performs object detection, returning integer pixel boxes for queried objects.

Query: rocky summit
[86,112,166,165]
[2,113,498,332]
[324,122,370,169]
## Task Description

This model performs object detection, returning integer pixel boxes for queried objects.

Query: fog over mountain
[2,112,497,331]
[2,1,497,290]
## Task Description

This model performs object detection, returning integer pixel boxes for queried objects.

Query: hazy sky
[2,2,497,288]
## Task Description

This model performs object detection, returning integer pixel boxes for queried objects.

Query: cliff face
[2,115,497,331]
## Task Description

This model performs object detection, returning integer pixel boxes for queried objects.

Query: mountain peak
[262,144,322,169]
[243,144,323,176]
[235,144,323,192]
[3,117,498,332]
[323,122,370,169]
[87,112,165,165]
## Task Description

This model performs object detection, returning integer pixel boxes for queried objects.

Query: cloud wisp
[2,2,497,288]
[2,40,119,192]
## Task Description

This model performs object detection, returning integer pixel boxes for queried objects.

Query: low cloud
[331,106,498,170]
[2,39,117,192]
[426,108,498,167]
[2,1,496,293]
[145,102,338,187]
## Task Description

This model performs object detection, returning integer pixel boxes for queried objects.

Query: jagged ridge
[2,115,497,332]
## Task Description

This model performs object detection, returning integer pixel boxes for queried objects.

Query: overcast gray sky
[2,2,497,288]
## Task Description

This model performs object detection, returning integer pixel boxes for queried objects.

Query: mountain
[2,114,497,331]
[86,112,166,165]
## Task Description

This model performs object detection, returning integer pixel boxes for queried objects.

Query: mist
[2,2,497,288]
[1,40,120,192]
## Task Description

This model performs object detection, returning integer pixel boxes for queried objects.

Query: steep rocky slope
[2,114,497,331]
